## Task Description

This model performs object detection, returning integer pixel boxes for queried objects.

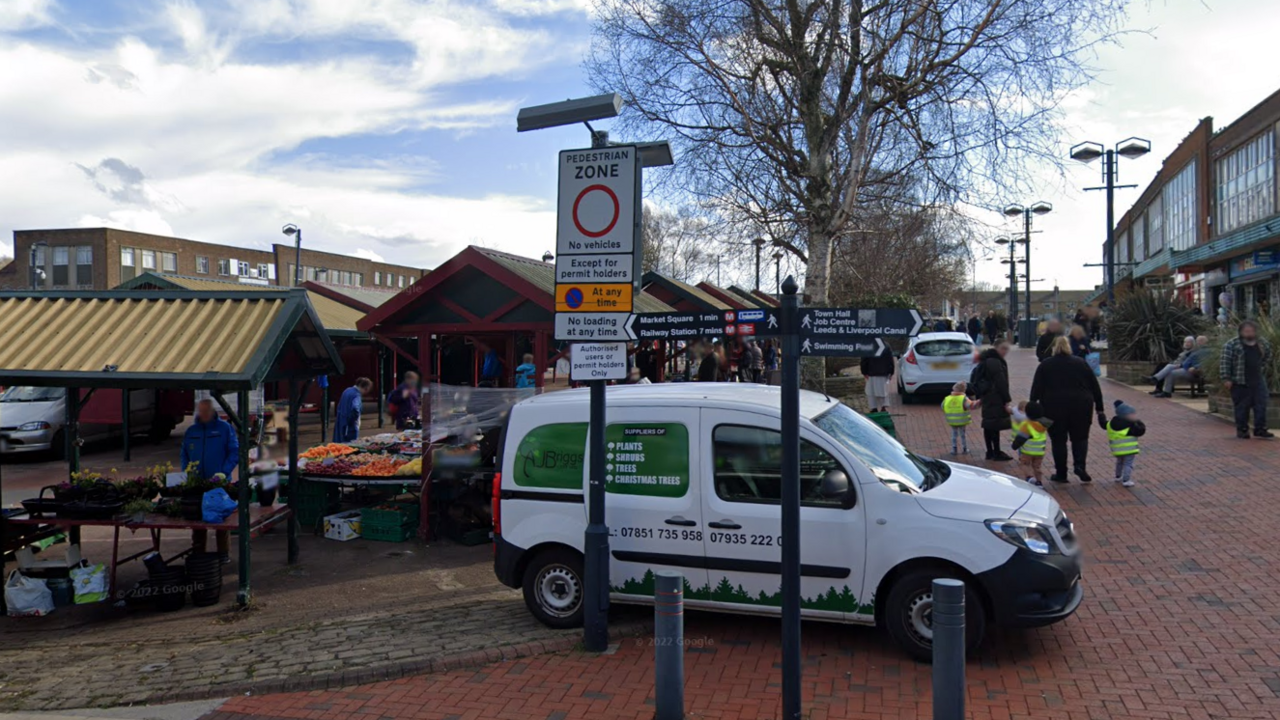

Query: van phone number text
[612,526,781,546]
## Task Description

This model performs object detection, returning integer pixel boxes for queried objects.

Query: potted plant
[122,498,154,523]
[1105,292,1209,384]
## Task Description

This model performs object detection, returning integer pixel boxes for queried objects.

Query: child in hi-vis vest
[1106,400,1146,487]
[941,382,980,455]
[1010,401,1051,487]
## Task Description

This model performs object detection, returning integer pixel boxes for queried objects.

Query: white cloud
[0,0,573,266]
[0,0,54,31]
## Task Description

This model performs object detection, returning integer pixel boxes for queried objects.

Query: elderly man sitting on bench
[1154,335,1210,398]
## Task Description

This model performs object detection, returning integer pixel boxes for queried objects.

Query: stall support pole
[583,379,610,652]
[236,388,252,606]
[286,379,310,565]
[66,387,82,474]
[417,334,433,542]
[122,390,131,462]
[320,380,330,443]
[376,346,386,429]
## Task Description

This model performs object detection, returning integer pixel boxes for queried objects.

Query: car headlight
[18,421,52,431]
[985,518,1058,555]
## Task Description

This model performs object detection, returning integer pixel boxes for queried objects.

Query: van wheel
[522,548,584,629]
[884,569,986,662]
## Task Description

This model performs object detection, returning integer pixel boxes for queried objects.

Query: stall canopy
[697,282,767,309]
[302,281,407,313]
[732,285,780,308]
[641,271,733,312]
[0,289,343,390]
[115,273,366,338]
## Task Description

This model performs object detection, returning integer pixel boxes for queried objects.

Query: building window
[75,246,93,286]
[1116,230,1130,265]
[140,249,156,270]
[1216,131,1275,234]
[257,263,271,279]
[196,256,209,274]
[160,252,177,273]
[1163,160,1198,251]
[238,261,251,276]
[218,259,230,276]
[1043,303,1053,310]
[1132,215,1146,263]
[52,246,70,286]
[374,271,381,285]
[398,274,405,288]
[1147,197,1164,253]
[353,272,363,286]
[120,247,134,267]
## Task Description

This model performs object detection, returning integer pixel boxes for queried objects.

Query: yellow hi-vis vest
[1107,422,1140,456]
[1013,420,1047,456]
[941,394,970,427]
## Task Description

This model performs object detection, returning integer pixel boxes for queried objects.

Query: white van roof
[518,383,840,420]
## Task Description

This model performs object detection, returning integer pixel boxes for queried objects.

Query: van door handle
[707,520,742,530]
[664,517,697,527]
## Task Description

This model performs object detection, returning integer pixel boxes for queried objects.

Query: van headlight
[19,421,52,431]
[985,519,1057,555]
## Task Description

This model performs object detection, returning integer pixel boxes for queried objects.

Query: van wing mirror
[819,469,851,500]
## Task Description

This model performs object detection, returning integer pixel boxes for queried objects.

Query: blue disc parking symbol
[565,287,584,309]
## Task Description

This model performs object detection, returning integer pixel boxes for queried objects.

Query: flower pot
[258,488,277,507]
[179,493,203,522]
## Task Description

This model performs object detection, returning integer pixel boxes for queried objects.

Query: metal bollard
[932,578,966,720]
[654,570,685,720]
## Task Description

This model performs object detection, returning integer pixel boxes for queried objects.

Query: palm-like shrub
[1107,292,1209,364]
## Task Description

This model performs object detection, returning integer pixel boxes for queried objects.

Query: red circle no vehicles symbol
[572,184,620,238]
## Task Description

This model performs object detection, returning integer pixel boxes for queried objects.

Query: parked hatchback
[897,332,978,401]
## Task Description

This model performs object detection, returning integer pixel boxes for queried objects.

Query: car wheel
[884,569,986,662]
[522,547,585,629]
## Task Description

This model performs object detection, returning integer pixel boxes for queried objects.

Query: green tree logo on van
[613,570,874,615]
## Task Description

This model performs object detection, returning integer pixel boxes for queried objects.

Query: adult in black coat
[1035,318,1063,362]
[1030,336,1106,483]
[966,315,982,345]
[977,341,1013,460]
[983,312,999,345]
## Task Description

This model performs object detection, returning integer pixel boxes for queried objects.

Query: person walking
[746,339,765,383]
[983,311,999,346]
[1030,336,1105,483]
[1220,320,1274,439]
[974,339,1013,461]
[860,350,895,413]
[386,371,421,430]
[1035,318,1063,362]
[1068,324,1092,359]
[966,315,982,345]
[1105,399,1146,487]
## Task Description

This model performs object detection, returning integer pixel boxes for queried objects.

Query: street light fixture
[1002,201,1052,330]
[28,240,48,290]
[773,250,784,295]
[281,224,302,286]
[753,237,767,290]
[541,251,554,263]
[1070,136,1151,303]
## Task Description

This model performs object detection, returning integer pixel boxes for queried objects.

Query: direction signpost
[627,308,781,341]
[775,290,923,720]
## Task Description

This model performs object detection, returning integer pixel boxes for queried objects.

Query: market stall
[355,245,675,539]
[0,288,343,609]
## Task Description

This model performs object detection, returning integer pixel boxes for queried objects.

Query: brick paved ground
[202,348,1280,720]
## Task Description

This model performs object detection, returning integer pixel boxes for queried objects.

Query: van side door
[601,406,710,602]
[698,408,868,621]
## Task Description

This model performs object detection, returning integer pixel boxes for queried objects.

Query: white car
[897,332,978,402]
[493,384,1082,660]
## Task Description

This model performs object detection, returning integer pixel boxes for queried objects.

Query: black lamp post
[1002,202,1052,323]
[28,241,48,290]
[753,237,766,290]
[996,237,1027,338]
[1070,138,1151,303]
[773,250,783,294]
[281,224,302,286]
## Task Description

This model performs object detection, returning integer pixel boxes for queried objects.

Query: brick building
[1107,85,1280,318]
[0,228,426,292]
[953,288,1099,322]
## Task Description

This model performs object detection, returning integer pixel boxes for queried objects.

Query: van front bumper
[977,549,1083,628]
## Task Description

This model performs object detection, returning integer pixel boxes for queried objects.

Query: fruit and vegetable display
[299,434,422,479]
[300,443,357,460]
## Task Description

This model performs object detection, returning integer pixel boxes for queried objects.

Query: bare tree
[642,204,723,282]
[589,0,1126,305]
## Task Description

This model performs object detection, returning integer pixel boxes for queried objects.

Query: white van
[492,384,1082,660]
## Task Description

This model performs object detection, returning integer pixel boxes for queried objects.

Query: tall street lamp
[1070,137,1151,303]
[996,237,1027,337]
[281,224,302,286]
[29,240,48,290]
[753,237,766,290]
[541,251,554,263]
[773,249,784,295]
[1002,202,1052,325]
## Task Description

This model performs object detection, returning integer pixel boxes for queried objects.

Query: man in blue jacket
[333,377,373,442]
[181,399,240,561]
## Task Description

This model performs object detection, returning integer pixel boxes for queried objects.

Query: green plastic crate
[865,410,897,438]
[360,502,419,527]
[292,481,341,527]
[362,522,418,542]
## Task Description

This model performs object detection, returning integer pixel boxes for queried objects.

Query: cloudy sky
[1,0,1279,292]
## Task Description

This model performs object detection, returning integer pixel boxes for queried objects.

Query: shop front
[1227,246,1280,318]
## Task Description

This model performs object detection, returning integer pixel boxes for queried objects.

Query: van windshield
[812,403,950,492]
[0,387,64,403]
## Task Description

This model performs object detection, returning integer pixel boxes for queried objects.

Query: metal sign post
[777,292,924,719]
